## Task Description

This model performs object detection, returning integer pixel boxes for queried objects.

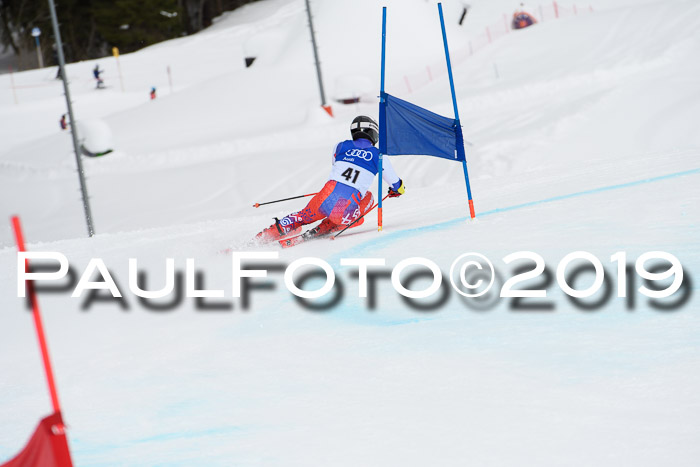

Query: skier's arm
[381,156,401,189]
[332,142,342,165]
[381,156,405,197]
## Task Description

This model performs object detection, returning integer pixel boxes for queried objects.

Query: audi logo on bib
[345,149,373,161]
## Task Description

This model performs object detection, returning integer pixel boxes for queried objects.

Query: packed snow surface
[1,0,699,465]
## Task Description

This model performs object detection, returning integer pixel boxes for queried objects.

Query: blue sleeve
[334,142,343,159]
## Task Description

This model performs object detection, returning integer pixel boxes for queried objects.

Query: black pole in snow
[47,0,95,236]
[304,0,327,108]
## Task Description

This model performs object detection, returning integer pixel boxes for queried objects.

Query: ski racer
[254,115,405,243]
[93,64,104,89]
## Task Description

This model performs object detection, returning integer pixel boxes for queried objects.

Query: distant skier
[59,114,67,130]
[150,86,157,100]
[93,64,105,89]
[254,115,406,243]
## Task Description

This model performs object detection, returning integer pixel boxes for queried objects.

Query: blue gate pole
[438,3,476,218]
[378,6,387,231]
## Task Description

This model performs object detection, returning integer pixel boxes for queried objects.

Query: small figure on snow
[93,64,105,89]
[512,3,537,29]
[53,44,62,80]
[254,115,406,244]
[59,114,68,130]
[150,86,157,100]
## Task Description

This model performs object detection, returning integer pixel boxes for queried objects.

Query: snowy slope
[1,0,699,465]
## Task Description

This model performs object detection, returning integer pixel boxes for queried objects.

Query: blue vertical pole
[438,3,476,218]
[378,6,387,231]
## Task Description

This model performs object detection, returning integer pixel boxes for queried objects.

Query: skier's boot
[300,221,334,241]
[304,216,364,240]
[254,218,300,244]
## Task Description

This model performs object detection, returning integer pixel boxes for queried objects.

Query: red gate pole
[11,216,62,414]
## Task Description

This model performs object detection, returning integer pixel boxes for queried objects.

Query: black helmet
[350,115,379,146]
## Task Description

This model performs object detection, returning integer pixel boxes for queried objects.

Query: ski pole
[253,192,318,208]
[331,194,390,240]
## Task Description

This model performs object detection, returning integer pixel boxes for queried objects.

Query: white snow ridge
[0,0,699,466]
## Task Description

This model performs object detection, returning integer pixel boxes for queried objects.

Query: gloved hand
[388,179,405,198]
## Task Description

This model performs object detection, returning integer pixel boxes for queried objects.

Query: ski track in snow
[1,0,700,465]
